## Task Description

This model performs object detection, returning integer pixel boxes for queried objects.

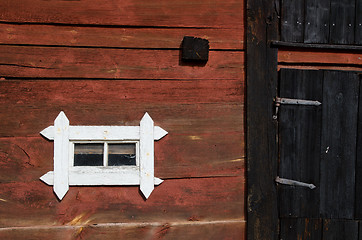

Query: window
[72,142,138,166]
[40,111,167,200]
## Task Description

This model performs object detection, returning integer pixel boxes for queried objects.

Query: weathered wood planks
[320,71,359,219]
[0,24,244,50]
[0,221,246,240]
[0,46,244,79]
[280,0,360,45]
[304,0,330,44]
[278,69,322,218]
[246,0,279,239]
[0,0,246,238]
[277,69,360,221]
[0,79,244,179]
[357,0,362,45]
[278,49,362,66]
[356,74,362,219]
[323,219,359,240]
[329,0,356,44]
[0,79,244,134]
[0,176,244,228]
[281,218,361,240]
[0,0,243,29]
[280,218,322,240]
[0,135,244,182]
[281,0,305,42]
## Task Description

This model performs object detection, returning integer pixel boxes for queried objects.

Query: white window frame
[40,111,167,200]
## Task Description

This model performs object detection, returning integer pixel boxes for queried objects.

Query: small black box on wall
[181,36,209,62]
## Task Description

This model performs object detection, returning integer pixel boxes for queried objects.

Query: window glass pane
[108,144,136,166]
[74,143,103,166]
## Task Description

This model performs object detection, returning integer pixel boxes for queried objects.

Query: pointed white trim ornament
[53,111,69,200]
[40,112,167,200]
[140,113,154,199]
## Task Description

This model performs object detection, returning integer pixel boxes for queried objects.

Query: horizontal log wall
[0,1,245,239]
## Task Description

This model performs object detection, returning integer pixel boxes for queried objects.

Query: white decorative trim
[40,112,167,200]
[53,112,69,200]
[41,126,167,141]
[140,113,155,199]
[40,167,164,186]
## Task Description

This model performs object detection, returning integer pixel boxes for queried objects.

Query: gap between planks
[0,21,231,29]
[0,43,244,52]
[278,64,362,72]
[0,219,246,231]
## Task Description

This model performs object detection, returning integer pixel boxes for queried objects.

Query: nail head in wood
[181,36,209,62]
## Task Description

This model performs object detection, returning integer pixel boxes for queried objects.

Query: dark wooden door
[277,69,361,239]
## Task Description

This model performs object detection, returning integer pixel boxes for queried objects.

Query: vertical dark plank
[329,0,355,44]
[323,219,359,240]
[320,71,359,219]
[304,0,330,43]
[359,221,362,240]
[246,0,279,239]
[278,69,322,218]
[281,0,305,42]
[356,0,362,45]
[280,218,322,240]
[356,74,362,219]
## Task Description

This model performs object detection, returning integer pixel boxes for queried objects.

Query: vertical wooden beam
[246,0,279,239]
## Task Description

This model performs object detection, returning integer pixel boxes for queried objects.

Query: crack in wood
[0,63,55,70]
[0,219,246,231]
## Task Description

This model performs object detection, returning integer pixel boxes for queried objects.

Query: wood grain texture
[356,73,362,219]
[356,0,362,45]
[278,69,322,218]
[0,24,244,50]
[278,65,362,72]
[0,221,246,240]
[304,0,330,44]
[0,46,244,79]
[0,79,244,179]
[323,219,359,240]
[280,218,322,240]
[0,115,244,180]
[0,176,244,228]
[246,0,279,239]
[278,49,362,66]
[320,71,359,219]
[0,0,244,29]
[329,0,355,44]
[281,0,305,42]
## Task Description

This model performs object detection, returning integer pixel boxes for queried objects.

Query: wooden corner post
[246,0,279,239]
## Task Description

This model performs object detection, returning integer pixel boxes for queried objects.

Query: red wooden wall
[0,0,246,239]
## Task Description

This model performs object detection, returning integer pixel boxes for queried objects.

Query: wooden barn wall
[0,1,245,239]
[247,0,362,239]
